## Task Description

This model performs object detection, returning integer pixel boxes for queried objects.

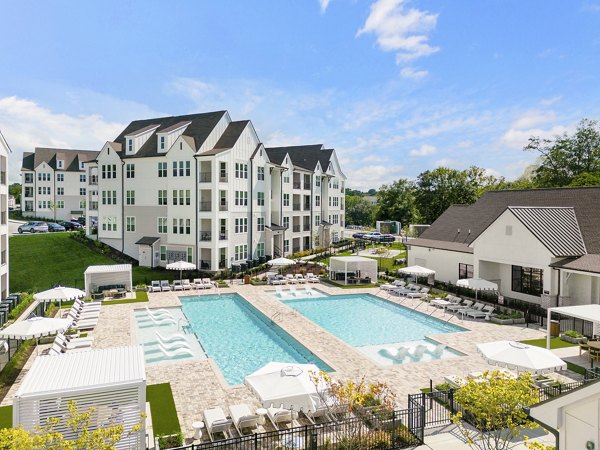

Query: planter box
[135,287,148,292]
[490,316,514,325]
[560,334,585,344]
[512,317,526,324]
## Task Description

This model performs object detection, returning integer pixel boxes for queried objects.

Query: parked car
[47,222,66,232]
[375,234,396,243]
[352,232,366,239]
[363,231,382,241]
[62,221,83,231]
[76,216,86,226]
[17,221,49,233]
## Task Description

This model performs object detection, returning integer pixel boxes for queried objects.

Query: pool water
[180,294,331,385]
[284,294,465,365]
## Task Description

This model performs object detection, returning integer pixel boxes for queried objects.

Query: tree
[8,183,21,205]
[375,179,419,226]
[568,171,600,187]
[0,400,141,450]
[525,118,600,187]
[451,371,541,450]
[345,195,376,226]
[414,166,504,224]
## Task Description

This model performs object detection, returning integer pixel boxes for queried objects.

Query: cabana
[329,256,377,285]
[84,264,133,297]
[13,346,146,450]
[546,304,600,349]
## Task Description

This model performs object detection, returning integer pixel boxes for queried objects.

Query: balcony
[293,182,301,189]
[200,231,212,241]
[199,260,211,270]
[293,246,301,253]
[219,232,227,241]
[293,225,300,233]
[293,203,301,211]
[304,203,311,211]
[219,260,227,269]
[89,202,98,211]
[199,202,212,212]
[219,201,228,212]
[199,172,212,183]
[304,183,310,190]
[303,224,310,232]
[90,176,98,186]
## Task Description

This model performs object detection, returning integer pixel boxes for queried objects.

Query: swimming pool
[284,293,465,365]
[180,294,331,385]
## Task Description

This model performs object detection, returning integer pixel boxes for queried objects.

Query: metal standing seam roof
[330,256,378,263]
[84,264,132,274]
[508,206,587,257]
[15,346,145,397]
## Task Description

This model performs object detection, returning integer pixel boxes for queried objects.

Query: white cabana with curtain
[13,346,146,450]
[329,256,377,285]
[84,264,132,296]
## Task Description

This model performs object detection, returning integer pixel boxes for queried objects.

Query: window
[315,215,321,227]
[128,139,133,152]
[234,244,248,261]
[186,190,191,205]
[172,190,191,206]
[235,218,248,233]
[283,216,289,228]
[187,247,193,263]
[283,174,290,184]
[56,200,64,209]
[172,161,191,177]
[80,174,86,182]
[57,160,64,169]
[257,217,265,232]
[512,265,544,297]
[333,197,339,207]
[284,239,290,253]
[458,263,474,280]
[158,217,168,234]
[24,173,33,183]
[332,214,339,224]
[315,176,320,187]
[315,196,320,207]
[160,246,167,261]
[235,191,248,206]
[101,191,117,205]
[283,194,290,207]
[160,136,165,150]
[126,216,136,232]
[171,218,191,235]
[329,197,332,207]
[158,190,167,205]
[186,219,191,235]
[256,242,265,257]
[57,187,64,196]
[126,163,135,178]
[257,192,265,206]
[126,190,135,205]
[101,164,116,179]
[102,216,117,232]
[80,188,86,196]
[158,162,167,177]
[235,163,248,179]
[219,162,227,180]
[257,166,265,180]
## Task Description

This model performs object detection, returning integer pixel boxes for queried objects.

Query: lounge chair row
[268,274,320,285]
[64,298,102,330]
[431,297,495,319]
[275,285,317,297]
[150,278,214,292]
[49,332,94,355]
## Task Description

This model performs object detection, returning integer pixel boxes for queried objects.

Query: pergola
[84,264,133,296]
[329,256,377,285]
[546,304,600,349]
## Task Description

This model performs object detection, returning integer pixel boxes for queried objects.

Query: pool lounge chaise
[203,407,233,441]
[464,304,495,319]
[150,280,162,292]
[160,280,172,292]
[228,404,260,435]
[267,405,294,430]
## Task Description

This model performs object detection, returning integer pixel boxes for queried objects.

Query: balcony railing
[89,177,98,186]
[219,232,227,241]
[293,246,301,253]
[304,203,311,210]
[293,204,301,211]
[303,224,310,231]
[292,225,300,232]
[89,202,98,211]
[219,202,228,211]
[199,172,212,182]
[199,202,212,212]
[293,182,301,189]
[199,231,212,241]
[219,174,228,182]
[24,191,33,198]
[219,260,227,269]
[304,183,310,190]
[199,260,211,270]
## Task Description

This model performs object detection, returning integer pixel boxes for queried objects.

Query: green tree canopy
[375,179,419,226]
[525,118,600,187]
[345,195,376,226]
[9,183,20,205]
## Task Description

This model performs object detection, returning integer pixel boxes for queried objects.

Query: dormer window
[128,139,133,152]
[57,160,64,169]
[79,161,85,170]
[160,136,165,150]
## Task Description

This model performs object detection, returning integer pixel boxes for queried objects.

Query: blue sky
[1,0,599,189]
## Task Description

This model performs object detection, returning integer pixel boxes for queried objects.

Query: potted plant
[560,330,586,344]
[510,311,526,324]
[135,283,147,292]
[490,314,514,325]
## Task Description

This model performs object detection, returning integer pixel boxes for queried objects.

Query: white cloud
[344,164,405,190]
[400,66,428,80]
[357,0,439,64]
[434,158,457,167]
[0,96,124,182]
[501,109,569,150]
[319,0,331,13]
[409,144,436,157]
[512,110,556,129]
[540,96,562,106]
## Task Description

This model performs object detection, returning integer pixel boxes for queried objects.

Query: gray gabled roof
[508,207,586,257]
[21,148,98,171]
[114,111,227,159]
[550,254,600,274]
[418,187,600,254]
[201,120,249,156]
[265,144,332,171]
[407,237,473,254]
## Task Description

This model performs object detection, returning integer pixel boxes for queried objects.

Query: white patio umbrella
[269,257,296,267]
[477,340,567,374]
[166,260,196,281]
[456,278,498,300]
[244,362,325,412]
[34,286,86,310]
[398,265,435,276]
[0,316,73,354]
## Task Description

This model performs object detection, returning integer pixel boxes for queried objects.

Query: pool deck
[2,283,581,443]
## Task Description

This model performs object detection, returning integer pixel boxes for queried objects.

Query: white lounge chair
[289,285,298,296]
[446,299,473,312]
[155,330,187,343]
[160,280,171,292]
[285,274,298,284]
[459,302,485,318]
[406,287,430,299]
[142,314,177,327]
[304,287,314,296]
[275,286,284,296]
[272,275,287,285]
[409,345,427,361]
[295,274,306,284]
[144,306,174,319]
[156,342,194,358]
[378,347,408,363]
[74,298,102,310]
[49,342,87,354]
[150,280,162,292]
[203,407,233,441]
[202,278,213,288]
[465,304,495,319]
[304,400,331,424]
[427,344,446,358]
[228,404,259,435]
[267,405,293,430]
[55,335,92,350]
[57,332,93,345]
[182,279,193,290]
[193,278,205,289]
[154,335,191,351]
[172,280,184,291]
[306,273,320,284]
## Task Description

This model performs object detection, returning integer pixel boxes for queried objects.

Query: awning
[135,236,160,246]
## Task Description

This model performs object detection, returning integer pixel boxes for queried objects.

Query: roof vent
[505,225,512,236]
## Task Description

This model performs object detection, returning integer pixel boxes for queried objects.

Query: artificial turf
[520,337,577,349]
[146,383,181,437]
[0,405,11,429]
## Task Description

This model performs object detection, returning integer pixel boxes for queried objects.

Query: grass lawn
[10,233,182,293]
[146,383,180,436]
[103,290,148,305]
[0,405,11,429]
[520,337,577,349]
[0,340,35,402]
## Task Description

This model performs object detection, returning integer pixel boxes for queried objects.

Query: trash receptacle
[550,320,560,337]
[244,275,251,285]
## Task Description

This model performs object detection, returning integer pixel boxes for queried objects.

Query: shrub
[563,330,583,338]
[157,432,183,448]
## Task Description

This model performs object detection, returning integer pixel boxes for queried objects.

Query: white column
[546,308,552,349]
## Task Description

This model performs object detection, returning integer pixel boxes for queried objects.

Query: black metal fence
[168,408,423,450]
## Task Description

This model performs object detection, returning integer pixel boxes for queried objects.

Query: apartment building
[85,111,346,271]
[0,131,10,298]
[21,148,98,221]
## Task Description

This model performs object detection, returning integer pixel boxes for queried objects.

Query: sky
[1,0,600,189]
